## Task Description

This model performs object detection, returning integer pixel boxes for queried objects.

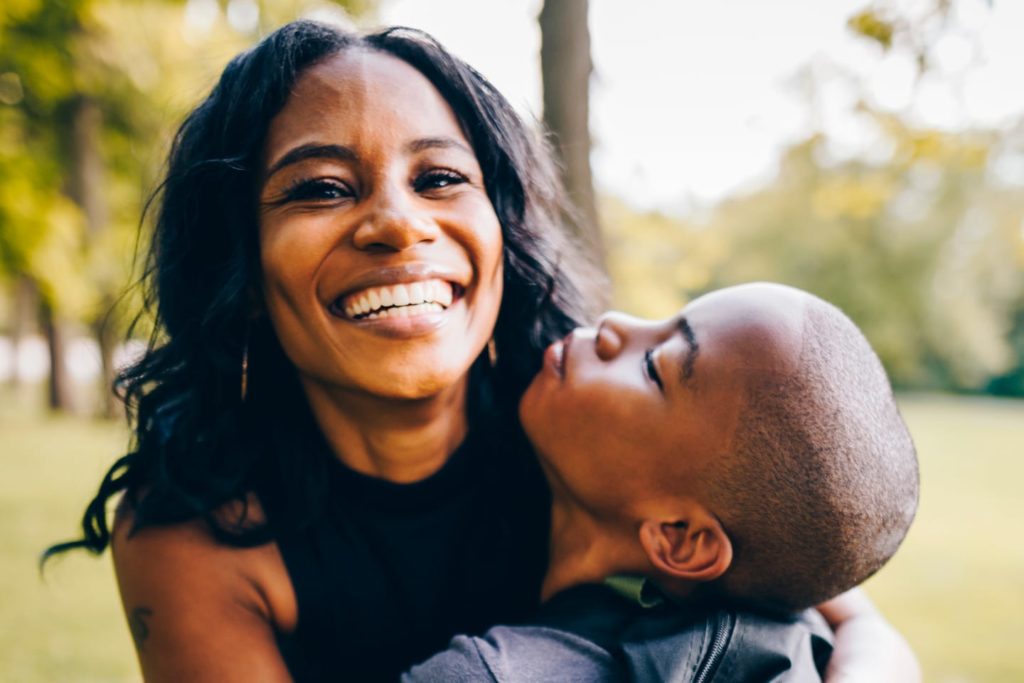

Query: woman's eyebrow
[678,316,699,384]
[264,143,358,183]
[406,136,473,155]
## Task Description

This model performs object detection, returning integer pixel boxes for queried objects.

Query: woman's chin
[375,372,468,401]
[308,365,472,403]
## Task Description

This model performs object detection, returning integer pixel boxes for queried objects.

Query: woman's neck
[301,375,469,483]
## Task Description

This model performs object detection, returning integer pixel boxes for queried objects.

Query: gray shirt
[403,584,832,683]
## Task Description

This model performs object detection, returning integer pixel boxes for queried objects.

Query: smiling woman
[258,49,505,423]
[44,20,597,682]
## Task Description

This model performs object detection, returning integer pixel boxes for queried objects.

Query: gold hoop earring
[487,337,498,369]
[240,338,249,402]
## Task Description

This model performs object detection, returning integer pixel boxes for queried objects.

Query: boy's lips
[544,333,571,380]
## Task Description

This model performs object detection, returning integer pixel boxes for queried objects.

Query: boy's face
[520,283,806,517]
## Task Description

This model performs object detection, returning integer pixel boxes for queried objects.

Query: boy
[404,282,919,682]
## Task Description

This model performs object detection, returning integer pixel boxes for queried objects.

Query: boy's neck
[540,497,650,602]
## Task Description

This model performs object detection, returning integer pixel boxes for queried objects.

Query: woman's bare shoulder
[111,494,298,682]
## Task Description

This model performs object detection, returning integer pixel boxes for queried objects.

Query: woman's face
[258,49,504,400]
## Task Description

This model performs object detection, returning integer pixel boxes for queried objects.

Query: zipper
[693,609,736,683]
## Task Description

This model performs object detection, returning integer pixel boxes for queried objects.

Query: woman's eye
[644,348,664,391]
[284,179,353,203]
[413,169,467,194]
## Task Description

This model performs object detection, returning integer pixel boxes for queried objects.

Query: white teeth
[438,284,452,307]
[409,282,425,304]
[357,302,444,320]
[338,279,457,319]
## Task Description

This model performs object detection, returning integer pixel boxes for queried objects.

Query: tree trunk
[8,275,38,388]
[93,304,121,418]
[68,96,107,236]
[40,300,74,412]
[539,0,606,272]
[69,95,117,416]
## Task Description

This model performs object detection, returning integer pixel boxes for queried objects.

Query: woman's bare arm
[818,588,920,683]
[111,505,297,682]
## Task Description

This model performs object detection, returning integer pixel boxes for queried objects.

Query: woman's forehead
[264,49,465,162]
[298,49,424,98]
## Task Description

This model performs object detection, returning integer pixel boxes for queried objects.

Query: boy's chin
[517,376,545,443]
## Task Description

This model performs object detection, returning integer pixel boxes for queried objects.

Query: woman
[49,20,917,682]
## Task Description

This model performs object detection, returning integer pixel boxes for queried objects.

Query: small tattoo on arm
[129,606,153,651]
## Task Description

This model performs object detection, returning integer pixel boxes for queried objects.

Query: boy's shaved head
[705,293,919,611]
[521,282,918,611]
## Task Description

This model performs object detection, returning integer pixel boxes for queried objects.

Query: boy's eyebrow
[678,316,699,384]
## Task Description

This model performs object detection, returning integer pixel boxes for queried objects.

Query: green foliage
[0,0,374,402]
[0,0,148,319]
[605,112,1024,393]
[846,1,961,73]
[847,9,895,51]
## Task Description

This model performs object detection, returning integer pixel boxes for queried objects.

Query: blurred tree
[708,117,1023,390]
[602,0,1024,395]
[0,0,372,414]
[0,0,91,410]
[539,0,606,273]
[604,106,1024,393]
[847,0,990,76]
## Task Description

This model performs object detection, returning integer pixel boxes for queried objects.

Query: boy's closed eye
[644,348,664,392]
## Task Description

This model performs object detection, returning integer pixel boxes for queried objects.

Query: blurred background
[1,0,1021,680]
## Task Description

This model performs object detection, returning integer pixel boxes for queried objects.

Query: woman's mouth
[330,278,462,321]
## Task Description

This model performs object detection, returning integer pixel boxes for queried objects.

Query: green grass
[865,395,1024,683]
[0,389,138,683]
[1,390,1022,681]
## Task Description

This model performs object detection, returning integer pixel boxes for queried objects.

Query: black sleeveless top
[268,423,551,682]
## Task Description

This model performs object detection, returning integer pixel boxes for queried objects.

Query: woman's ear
[638,507,733,584]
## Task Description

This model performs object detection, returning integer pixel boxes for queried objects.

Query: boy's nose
[594,311,639,360]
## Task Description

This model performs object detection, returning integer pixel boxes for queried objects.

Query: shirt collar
[603,574,667,609]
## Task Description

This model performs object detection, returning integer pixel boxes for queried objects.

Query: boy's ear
[638,507,733,584]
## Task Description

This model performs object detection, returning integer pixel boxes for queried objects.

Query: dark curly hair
[45,20,599,560]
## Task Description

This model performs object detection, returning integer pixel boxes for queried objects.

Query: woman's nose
[352,186,439,251]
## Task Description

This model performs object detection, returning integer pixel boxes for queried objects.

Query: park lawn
[1,391,1022,682]
[865,395,1024,682]
[0,402,138,683]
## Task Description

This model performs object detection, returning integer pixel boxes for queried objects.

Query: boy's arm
[817,588,921,683]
